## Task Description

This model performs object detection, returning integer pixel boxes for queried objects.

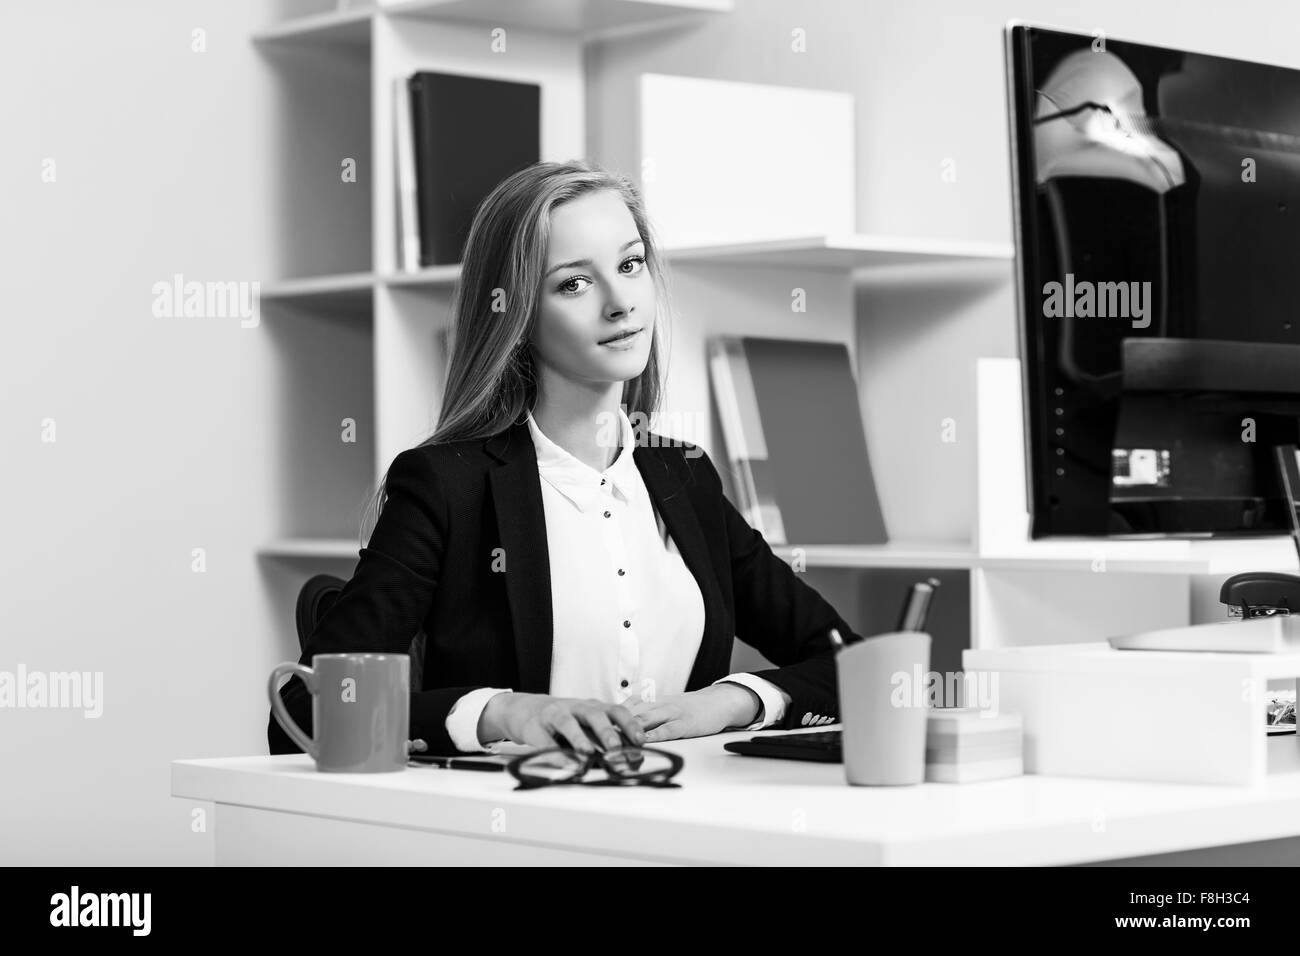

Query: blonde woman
[270,160,861,758]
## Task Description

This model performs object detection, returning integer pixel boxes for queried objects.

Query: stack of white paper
[925,708,1024,783]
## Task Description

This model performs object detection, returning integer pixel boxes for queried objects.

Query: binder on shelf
[405,71,540,268]
[708,336,888,546]
[393,76,420,272]
[709,338,778,537]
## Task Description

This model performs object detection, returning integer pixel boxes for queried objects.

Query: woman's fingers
[551,713,596,753]
[520,723,559,751]
[604,704,647,745]
[575,708,618,748]
[643,720,680,743]
[630,706,674,732]
[512,699,652,752]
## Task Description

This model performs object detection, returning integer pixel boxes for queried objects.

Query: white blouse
[444,406,790,752]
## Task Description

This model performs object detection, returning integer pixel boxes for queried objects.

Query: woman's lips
[600,328,642,348]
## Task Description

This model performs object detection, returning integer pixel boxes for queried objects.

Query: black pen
[897,578,941,632]
[408,753,507,772]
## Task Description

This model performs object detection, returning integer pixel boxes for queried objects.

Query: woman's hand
[626,684,761,743]
[481,693,647,752]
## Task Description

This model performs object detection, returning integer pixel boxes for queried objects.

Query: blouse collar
[525,407,641,513]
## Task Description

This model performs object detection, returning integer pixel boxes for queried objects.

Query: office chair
[294,574,425,690]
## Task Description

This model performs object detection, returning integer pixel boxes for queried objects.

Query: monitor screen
[1007,24,1300,537]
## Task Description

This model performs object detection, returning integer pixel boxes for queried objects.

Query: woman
[269,160,862,758]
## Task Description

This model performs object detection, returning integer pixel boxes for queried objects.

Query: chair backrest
[294,573,424,690]
[295,574,346,654]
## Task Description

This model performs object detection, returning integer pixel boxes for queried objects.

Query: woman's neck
[531,383,625,473]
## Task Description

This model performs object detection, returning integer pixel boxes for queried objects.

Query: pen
[897,577,941,632]
[408,754,507,772]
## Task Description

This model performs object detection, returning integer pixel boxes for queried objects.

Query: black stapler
[1221,445,1300,619]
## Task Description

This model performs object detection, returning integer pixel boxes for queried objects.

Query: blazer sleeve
[267,447,490,757]
[694,448,863,729]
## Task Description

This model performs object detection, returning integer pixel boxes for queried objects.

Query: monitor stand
[1219,444,1300,618]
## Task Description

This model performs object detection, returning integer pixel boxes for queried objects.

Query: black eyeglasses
[506,744,684,791]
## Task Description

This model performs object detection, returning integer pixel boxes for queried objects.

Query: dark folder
[710,336,888,546]
[407,71,540,267]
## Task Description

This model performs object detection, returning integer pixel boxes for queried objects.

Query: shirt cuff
[445,687,513,752]
[713,674,791,731]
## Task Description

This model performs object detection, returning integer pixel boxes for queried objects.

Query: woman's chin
[594,348,650,380]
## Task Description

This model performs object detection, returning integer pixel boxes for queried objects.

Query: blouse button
[617,568,625,576]
[601,477,606,485]
[623,620,631,628]
[603,510,611,518]
[620,679,629,688]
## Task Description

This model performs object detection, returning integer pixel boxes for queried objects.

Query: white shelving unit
[250,0,1011,669]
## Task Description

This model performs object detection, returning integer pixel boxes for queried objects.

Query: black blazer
[268,419,862,757]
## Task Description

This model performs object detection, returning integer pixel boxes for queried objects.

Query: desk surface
[172,729,1300,866]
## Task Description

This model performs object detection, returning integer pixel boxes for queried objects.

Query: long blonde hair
[360,159,674,545]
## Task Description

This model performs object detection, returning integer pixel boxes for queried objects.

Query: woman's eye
[556,256,646,295]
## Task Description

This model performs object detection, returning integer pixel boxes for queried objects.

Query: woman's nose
[600,270,635,316]
[603,294,632,319]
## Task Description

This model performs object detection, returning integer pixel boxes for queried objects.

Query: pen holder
[835,631,931,786]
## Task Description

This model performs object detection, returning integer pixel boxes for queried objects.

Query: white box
[964,642,1300,786]
[638,73,855,249]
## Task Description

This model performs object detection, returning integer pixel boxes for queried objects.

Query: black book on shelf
[407,71,540,267]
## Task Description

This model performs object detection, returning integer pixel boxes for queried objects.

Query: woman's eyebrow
[546,238,644,277]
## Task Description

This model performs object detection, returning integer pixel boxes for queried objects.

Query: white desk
[172,729,1300,866]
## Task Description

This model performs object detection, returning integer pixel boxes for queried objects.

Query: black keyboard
[723,729,843,763]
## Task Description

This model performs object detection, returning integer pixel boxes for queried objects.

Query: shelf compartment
[261,26,372,279]
[263,305,377,541]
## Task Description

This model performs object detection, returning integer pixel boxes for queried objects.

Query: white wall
[7,0,1300,864]
[1,0,296,865]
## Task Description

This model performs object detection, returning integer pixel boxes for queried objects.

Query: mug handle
[268,663,320,760]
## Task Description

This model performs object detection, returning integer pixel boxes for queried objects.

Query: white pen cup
[835,631,931,786]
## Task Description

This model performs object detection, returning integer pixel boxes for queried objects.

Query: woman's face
[530,189,656,389]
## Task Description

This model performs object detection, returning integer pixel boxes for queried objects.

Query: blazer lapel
[633,444,728,690]
[486,421,554,694]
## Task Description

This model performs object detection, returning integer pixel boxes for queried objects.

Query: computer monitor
[1006,23,1300,539]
